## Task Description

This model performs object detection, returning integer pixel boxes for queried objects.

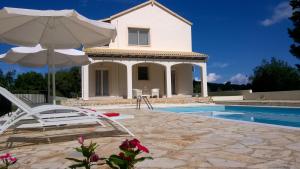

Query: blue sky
[0,0,299,84]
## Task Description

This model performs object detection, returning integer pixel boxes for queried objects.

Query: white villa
[81,0,208,100]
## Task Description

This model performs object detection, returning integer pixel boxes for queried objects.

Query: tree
[0,70,15,115]
[297,64,300,72]
[193,81,252,92]
[14,72,46,93]
[289,0,300,59]
[55,67,81,98]
[250,57,300,92]
[0,69,15,90]
[0,67,81,98]
[222,82,234,91]
[0,70,16,115]
[193,80,201,93]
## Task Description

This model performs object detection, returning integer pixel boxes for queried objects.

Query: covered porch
[81,48,208,100]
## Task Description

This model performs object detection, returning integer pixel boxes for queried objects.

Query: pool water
[158,105,300,128]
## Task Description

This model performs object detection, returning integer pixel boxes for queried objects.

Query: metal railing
[136,95,153,110]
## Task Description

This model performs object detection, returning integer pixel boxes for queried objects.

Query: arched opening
[88,62,127,98]
[171,63,194,96]
[132,62,166,98]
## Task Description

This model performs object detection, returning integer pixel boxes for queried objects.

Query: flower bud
[90,153,99,162]
[78,136,84,145]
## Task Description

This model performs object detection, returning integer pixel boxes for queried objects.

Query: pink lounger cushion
[102,112,120,117]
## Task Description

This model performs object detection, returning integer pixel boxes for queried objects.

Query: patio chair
[132,89,142,98]
[0,86,134,136]
[151,88,160,98]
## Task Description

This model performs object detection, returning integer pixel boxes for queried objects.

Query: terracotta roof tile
[85,48,207,60]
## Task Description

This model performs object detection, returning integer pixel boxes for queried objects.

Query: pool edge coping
[154,105,300,131]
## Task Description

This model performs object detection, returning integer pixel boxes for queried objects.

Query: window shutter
[128,28,138,45]
[139,29,149,45]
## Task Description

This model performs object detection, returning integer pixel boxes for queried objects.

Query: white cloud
[194,77,200,82]
[207,73,221,82]
[261,1,292,26]
[230,73,249,85]
[211,62,229,68]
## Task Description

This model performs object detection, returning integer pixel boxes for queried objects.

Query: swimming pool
[158,105,300,128]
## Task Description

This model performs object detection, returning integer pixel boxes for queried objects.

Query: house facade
[81,0,208,100]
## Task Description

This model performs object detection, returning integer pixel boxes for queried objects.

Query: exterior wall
[80,2,210,100]
[244,90,300,100]
[132,63,165,96]
[172,64,193,95]
[88,62,194,98]
[109,4,192,52]
[208,90,300,101]
[82,58,208,100]
[88,62,127,98]
[209,90,252,96]
[211,96,244,101]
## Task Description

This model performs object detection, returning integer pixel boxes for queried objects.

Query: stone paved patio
[1,108,300,169]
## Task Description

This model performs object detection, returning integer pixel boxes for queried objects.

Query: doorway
[95,70,109,96]
[171,70,176,94]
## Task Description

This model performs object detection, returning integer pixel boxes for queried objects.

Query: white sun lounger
[0,86,134,136]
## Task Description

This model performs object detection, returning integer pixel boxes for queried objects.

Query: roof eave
[153,1,193,26]
[103,0,193,26]
[99,17,111,22]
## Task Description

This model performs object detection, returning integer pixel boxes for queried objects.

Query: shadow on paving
[0,124,128,150]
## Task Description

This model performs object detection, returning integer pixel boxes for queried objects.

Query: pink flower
[89,153,99,162]
[8,157,17,163]
[78,136,84,145]
[119,139,130,150]
[136,144,149,153]
[0,153,11,160]
[125,139,149,153]
[131,139,149,153]
[129,139,140,147]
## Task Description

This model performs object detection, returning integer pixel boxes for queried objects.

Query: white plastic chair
[132,89,142,98]
[151,88,160,98]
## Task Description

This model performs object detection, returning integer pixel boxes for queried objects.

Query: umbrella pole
[48,66,51,103]
[49,48,56,105]
[52,64,56,105]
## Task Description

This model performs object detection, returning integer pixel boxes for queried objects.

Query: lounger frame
[0,87,134,136]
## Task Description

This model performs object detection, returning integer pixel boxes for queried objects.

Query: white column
[127,64,133,99]
[82,65,89,100]
[165,64,172,98]
[200,63,208,97]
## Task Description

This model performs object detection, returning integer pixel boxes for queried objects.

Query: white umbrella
[0,7,117,104]
[0,45,91,103]
[0,7,116,49]
[0,45,90,67]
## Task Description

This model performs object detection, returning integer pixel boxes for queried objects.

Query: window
[138,66,149,80]
[128,28,150,46]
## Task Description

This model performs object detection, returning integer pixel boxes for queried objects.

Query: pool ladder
[136,95,153,110]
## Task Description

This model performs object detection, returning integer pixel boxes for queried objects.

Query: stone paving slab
[0,108,300,169]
